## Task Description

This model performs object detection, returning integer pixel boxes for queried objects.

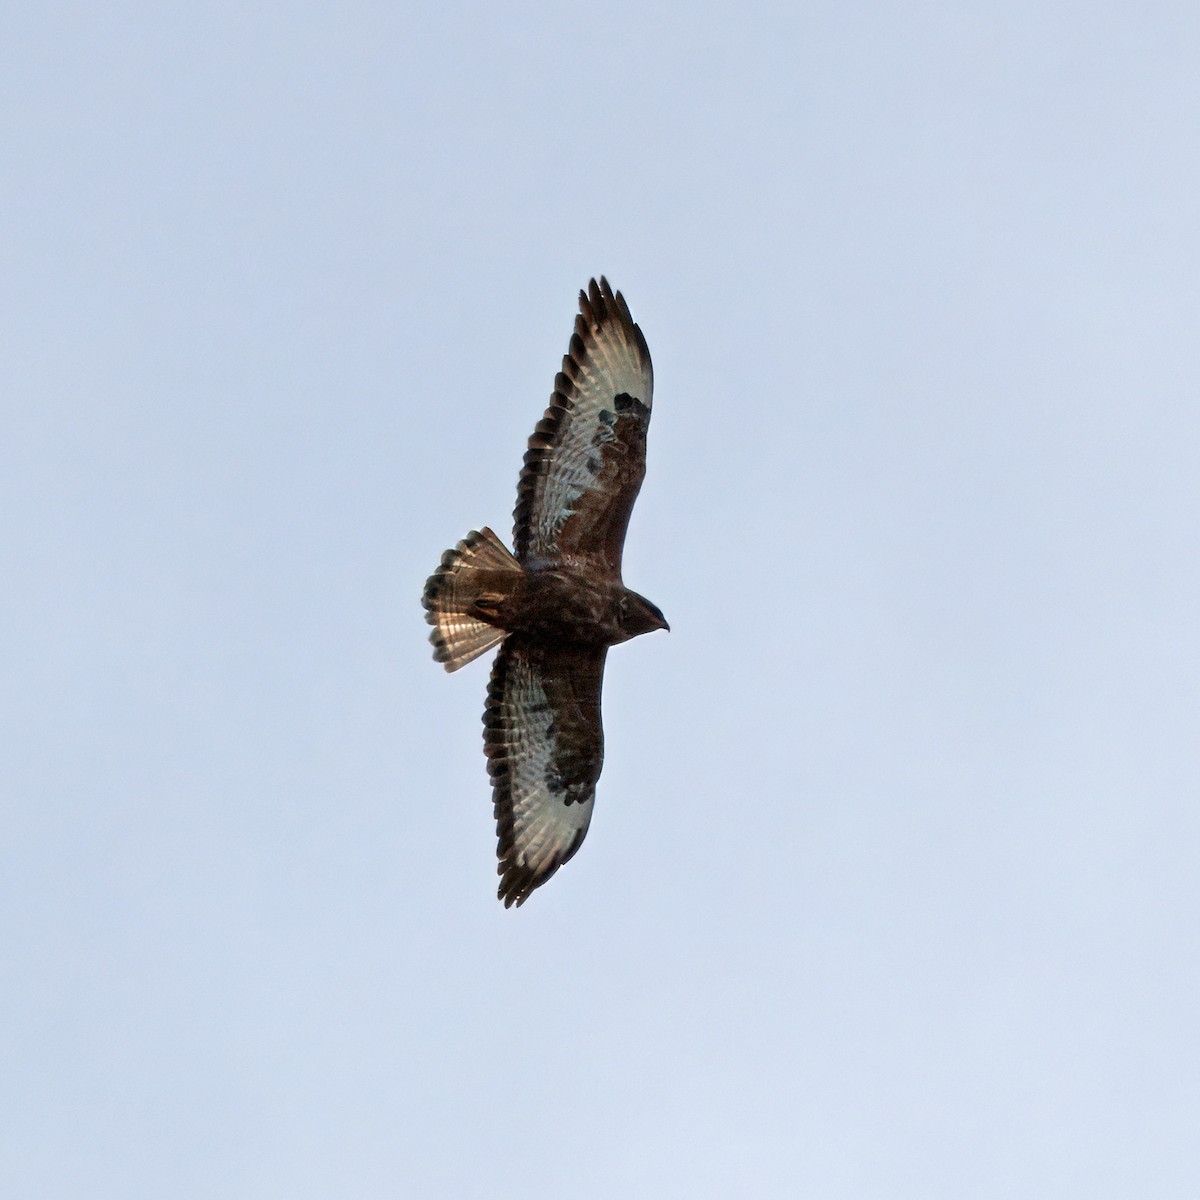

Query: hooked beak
[626,590,669,637]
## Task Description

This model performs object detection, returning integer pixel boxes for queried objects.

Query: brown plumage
[422,278,667,907]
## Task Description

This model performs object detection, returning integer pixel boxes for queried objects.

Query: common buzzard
[423,278,667,907]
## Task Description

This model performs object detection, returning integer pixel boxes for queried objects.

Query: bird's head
[616,589,670,641]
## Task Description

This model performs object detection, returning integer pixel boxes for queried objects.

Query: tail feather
[423,527,522,671]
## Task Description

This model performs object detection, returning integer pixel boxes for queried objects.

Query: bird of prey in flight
[423,278,667,907]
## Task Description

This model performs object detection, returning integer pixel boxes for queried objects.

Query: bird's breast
[511,567,620,645]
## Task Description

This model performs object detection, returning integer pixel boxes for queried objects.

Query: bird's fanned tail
[422,527,522,671]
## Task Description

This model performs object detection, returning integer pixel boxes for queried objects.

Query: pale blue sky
[4,3,1199,1196]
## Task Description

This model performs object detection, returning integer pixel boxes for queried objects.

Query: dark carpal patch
[613,391,648,418]
[547,774,590,807]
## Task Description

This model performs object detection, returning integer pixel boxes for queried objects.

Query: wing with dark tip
[513,277,653,574]
[483,636,607,907]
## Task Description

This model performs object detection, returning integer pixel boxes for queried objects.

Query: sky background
[4,2,1199,1196]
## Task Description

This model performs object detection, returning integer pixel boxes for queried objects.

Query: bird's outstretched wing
[513,277,654,574]
[483,636,607,907]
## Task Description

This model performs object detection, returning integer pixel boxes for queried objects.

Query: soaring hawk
[422,278,667,907]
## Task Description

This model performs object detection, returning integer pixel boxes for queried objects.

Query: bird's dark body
[471,565,660,648]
